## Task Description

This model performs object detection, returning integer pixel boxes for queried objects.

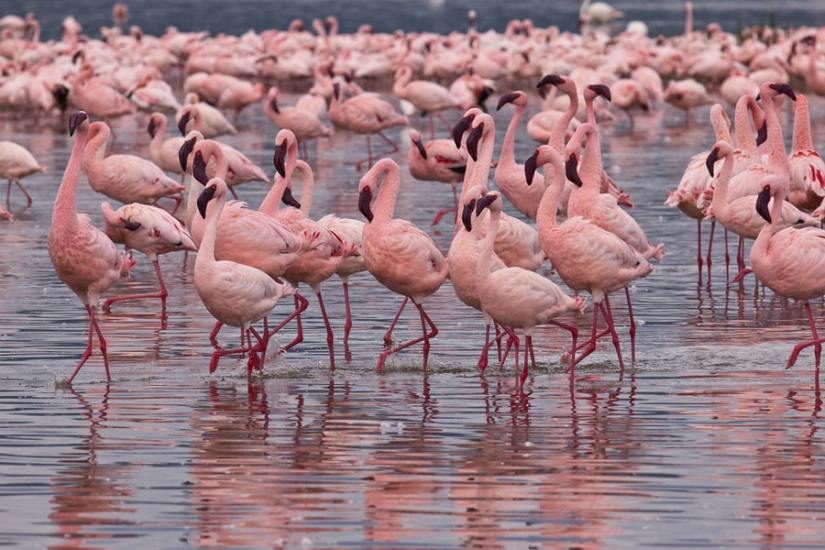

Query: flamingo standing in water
[194,177,296,376]
[146,112,185,183]
[472,186,586,387]
[329,81,408,171]
[392,64,464,139]
[0,140,44,208]
[358,158,449,372]
[407,128,467,226]
[787,93,825,211]
[47,111,136,384]
[100,202,197,311]
[264,85,332,159]
[750,175,825,369]
[528,143,653,380]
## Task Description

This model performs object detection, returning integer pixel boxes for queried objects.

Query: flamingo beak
[178,138,196,171]
[461,200,475,232]
[273,141,287,177]
[270,97,280,114]
[590,84,612,101]
[147,118,157,138]
[466,124,483,161]
[524,150,538,185]
[772,83,796,101]
[358,188,374,222]
[193,151,210,185]
[452,115,473,148]
[756,185,772,223]
[566,154,582,186]
[705,147,720,177]
[475,193,498,215]
[197,184,217,219]
[756,122,768,146]
[414,136,427,160]
[281,186,301,209]
[68,111,88,136]
[537,74,564,89]
[177,112,191,136]
[496,92,520,111]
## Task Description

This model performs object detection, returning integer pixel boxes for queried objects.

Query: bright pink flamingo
[264,85,332,159]
[47,111,135,384]
[194,177,296,376]
[473,187,586,387]
[0,140,44,208]
[787,93,825,211]
[146,112,185,183]
[100,202,197,311]
[358,158,449,372]
[750,175,825,369]
[329,81,408,171]
[407,128,467,226]
[392,65,463,139]
[82,120,185,212]
[529,143,653,381]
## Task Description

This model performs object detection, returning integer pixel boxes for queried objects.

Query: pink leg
[342,281,353,361]
[736,235,746,276]
[625,286,636,362]
[355,135,373,172]
[103,260,169,311]
[567,302,608,381]
[315,291,336,370]
[724,227,730,280]
[551,320,578,363]
[280,294,306,352]
[706,219,715,283]
[375,301,437,372]
[383,297,409,347]
[602,295,625,370]
[431,185,460,226]
[519,335,533,388]
[478,323,492,374]
[229,186,240,201]
[5,180,10,209]
[67,305,111,383]
[436,112,454,136]
[209,321,223,342]
[264,293,309,351]
[498,325,519,371]
[428,113,435,141]
[787,301,825,369]
[374,131,399,159]
[14,179,32,207]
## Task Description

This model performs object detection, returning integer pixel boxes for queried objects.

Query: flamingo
[263,85,332,159]
[392,64,463,139]
[68,64,135,120]
[146,112,185,182]
[0,140,44,208]
[358,158,449,372]
[175,98,237,138]
[787,93,825,211]
[194,177,296,376]
[662,78,713,123]
[473,187,586,387]
[407,128,467,226]
[529,143,653,380]
[329,81,408,171]
[82,120,185,212]
[749,175,825,369]
[47,111,135,384]
[100,202,197,311]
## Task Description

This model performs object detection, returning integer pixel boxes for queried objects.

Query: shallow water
[3,59,825,550]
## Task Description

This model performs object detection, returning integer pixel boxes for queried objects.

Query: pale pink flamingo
[663,78,714,123]
[175,97,237,138]
[392,65,463,139]
[749,175,825,369]
[100,202,197,311]
[194,177,296,376]
[358,158,449,372]
[473,187,586,387]
[527,74,579,148]
[454,110,546,272]
[68,64,135,120]
[216,80,264,121]
[329,81,408,171]
[82,120,185,212]
[799,32,825,96]
[530,143,653,380]
[609,78,650,128]
[262,132,350,369]
[146,112,185,182]
[263,85,332,159]
[47,111,135,384]
[407,128,467,226]
[0,140,44,208]
[566,122,664,360]
[787,93,825,211]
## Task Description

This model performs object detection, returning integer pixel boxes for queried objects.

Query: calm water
[2,2,825,548]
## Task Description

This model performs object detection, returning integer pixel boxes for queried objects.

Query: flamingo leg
[355,135,373,172]
[315,290,336,370]
[374,131,399,158]
[229,186,240,201]
[383,297,409,347]
[14,179,32,207]
[736,235,746,277]
[102,260,169,311]
[787,301,825,369]
[264,293,309,351]
[602,295,625,370]
[67,305,106,383]
[724,227,730,279]
[551,320,578,363]
[209,321,223,342]
[280,294,306,352]
[478,323,492,374]
[519,334,533,388]
[706,219,715,283]
[498,325,519,371]
[431,185,460,226]
[375,302,437,373]
[566,302,602,379]
[5,179,11,209]
[436,112,454,135]
[341,281,353,361]
[624,286,636,362]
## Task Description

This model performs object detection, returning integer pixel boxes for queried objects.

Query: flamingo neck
[196,189,226,267]
[295,160,315,218]
[579,128,603,189]
[791,94,813,152]
[710,148,734,215]
[260,173,288,217]
[536,151,565,229]
[752,185,786,263]
[549,87,579,153]
[476,203,500,288]
[499,101,525,166]
[85,124,109,165]
[710,106,732,144]
[734,96,759,155]
[459,125,495,207]
[53,123,88,227]
[372,164,400,224]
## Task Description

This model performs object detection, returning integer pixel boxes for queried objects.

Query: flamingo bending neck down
[407,128,467,226]
[0,140,44,208]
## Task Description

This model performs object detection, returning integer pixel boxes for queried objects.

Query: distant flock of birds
[3,2,825,386]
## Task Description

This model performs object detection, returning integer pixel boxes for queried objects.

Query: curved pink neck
[499,100,526,166]
[549,86,579,153]
[792,93,813,152]
[53,121,89,227]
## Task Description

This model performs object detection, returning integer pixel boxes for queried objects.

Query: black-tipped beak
[524,150,539,185]
[358,187,373,222]
[177,112,191,136]
[68,111,88,136]
[589,84,612,101]
[461,200,475,232]
[413,136,427,160]
[466,124,483,161]
[537,74,564,89]
[273,142,287,177]
[756,121,767,146]
[496,92,519,111]
[197,184,217,218]
[452,115,472,148]
[772,83,796,101]
[706,147,720,177]
[193,151,209,185]
[281,186,301,209]
[566,154,582,186]
[332,82,340,101]
[475,193,498,215]
[270,97,280,114]
[147,118,157,138]
[756,185,772,223]
[179,138,196,171]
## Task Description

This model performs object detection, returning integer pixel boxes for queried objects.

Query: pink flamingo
[271,129,366,358]
[358,158,449,372]
[100,202,197,311]
[407,128,468,226]
[662,78,714,123]
[216,80,264,121]
[264,85,333,159]
[529,143,653,380]
[194,177,296,376]
[0,140,44,208]
[47,111,135,384]
[787,93,825,211]
[68,64,135,120]
[82,120,185,212]
[329,81,408,171]
[392,65,463,139]
[175,99,237,139]
[473,187,586,387]
[750,175,825,369]
[0,203,11,220]
[146,112,185,183]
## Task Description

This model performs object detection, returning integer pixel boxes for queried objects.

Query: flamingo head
[410,130,427,160]
[197,180,218,219]
[705,145,721,177]
[281,184,301,209]
[756,183,772,223]
[466,123,484,161]
[193,150,209,185]
[147,116,159,139]
[536,74,566,99]
[178,136,197,171]
[461,198,476,232]
[588,84,612,102]
[756,121,767,146]
[496,91,525,111]
[565,151,582,187]
[475,192,499,216]
[177,111,191,136]
[358,187,374,222]
[524,149,540,185]
[68,110,88,136]
[273,139,288,177]
[452,109,480,148]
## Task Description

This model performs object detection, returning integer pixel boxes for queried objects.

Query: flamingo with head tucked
[407,128,467,226]
[0,140,44,208]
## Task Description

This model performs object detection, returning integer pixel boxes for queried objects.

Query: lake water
[2,1,825,548]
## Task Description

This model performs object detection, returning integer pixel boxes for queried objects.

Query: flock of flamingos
[3,3,825,387]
